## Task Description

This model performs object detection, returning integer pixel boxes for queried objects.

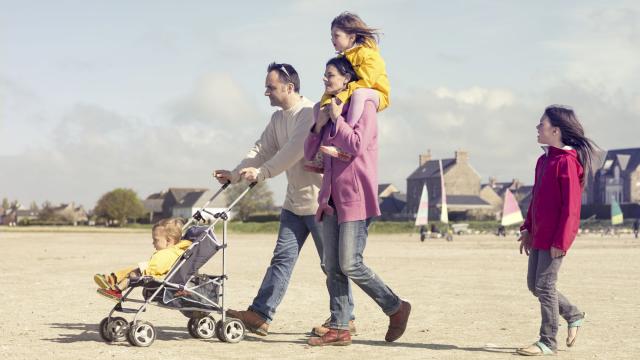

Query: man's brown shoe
[385,300,411,342]
[312,317,357,336]
[226,309,269,336]
[308,329,352,346]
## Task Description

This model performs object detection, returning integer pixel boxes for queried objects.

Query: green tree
[94,188,145,226]
[226,181,274,221]
[1,198,9,210]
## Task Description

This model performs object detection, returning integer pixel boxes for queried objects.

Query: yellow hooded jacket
[141,240,192,277]
[321,42,390,111]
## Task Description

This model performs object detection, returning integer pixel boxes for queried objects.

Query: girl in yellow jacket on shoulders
[94,218,191,301]
[306,12,390,172]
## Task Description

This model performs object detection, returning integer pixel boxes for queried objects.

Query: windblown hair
[152,217,185,244]
[544,105,599,185]
[331,12,381,46]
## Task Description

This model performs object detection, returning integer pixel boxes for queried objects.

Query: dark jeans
[527,249,583,350]
[249,209,353,323]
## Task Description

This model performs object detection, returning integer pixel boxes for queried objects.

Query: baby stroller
[98,182,255,347]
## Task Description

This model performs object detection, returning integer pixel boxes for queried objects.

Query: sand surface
[1,229,638,359]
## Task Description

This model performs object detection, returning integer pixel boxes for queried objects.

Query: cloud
[434,87,515,110]
[546,5,640,93]
[168,73,259,126]
[0,73,267,208]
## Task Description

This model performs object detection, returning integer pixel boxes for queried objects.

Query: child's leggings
[346,88,380,126]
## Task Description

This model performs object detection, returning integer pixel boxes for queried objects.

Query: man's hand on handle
[213,169,232,184]
[239,167,260,182]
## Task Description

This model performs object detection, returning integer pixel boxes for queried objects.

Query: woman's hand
[313,107,330,133]
[328,97,344,122]
[550,246,566,258]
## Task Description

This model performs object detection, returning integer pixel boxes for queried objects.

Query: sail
[501,189,524,226]
[415,184,429,226]
[611,199,623,225]
[439,159,449,224]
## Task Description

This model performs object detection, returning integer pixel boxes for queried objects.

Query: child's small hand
[518,231,531,255]
[550,246,566,258]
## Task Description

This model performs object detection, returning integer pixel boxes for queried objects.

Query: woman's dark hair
[544,105,598,185]
[326,56,359,83]
[331,12,380,46]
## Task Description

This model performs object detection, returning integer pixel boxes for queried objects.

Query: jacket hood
[542,145,577,158]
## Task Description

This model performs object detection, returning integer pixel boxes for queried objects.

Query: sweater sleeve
[551,157,582,252]
[327,101,377,155]
[258,107,314,180]
[304,104,324,161]
[231,113,279,182]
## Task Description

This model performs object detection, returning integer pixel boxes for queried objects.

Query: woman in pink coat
[304,57,410,346]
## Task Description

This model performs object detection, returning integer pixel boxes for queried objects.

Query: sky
[1,0,640,209]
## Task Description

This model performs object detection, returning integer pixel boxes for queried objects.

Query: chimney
[455,149,469,164]
[488,176,497,188]
[419,149,432,166]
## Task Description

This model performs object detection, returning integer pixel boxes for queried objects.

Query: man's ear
[287,83,295,94]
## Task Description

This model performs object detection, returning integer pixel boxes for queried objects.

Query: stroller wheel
[99,317,128,343]
[127,321,156,347]
[218,318,245,343]
[188,316,216,339]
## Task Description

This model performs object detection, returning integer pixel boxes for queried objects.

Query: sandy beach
[1,229,638,359]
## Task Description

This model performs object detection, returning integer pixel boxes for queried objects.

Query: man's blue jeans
[323,213,400,330]
[249,209,353,323]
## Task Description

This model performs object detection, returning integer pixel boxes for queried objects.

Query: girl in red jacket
[516,105,597,356]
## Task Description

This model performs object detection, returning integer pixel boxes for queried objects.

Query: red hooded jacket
[521,146,584,252]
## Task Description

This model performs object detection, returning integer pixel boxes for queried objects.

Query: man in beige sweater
[214,62,354,336]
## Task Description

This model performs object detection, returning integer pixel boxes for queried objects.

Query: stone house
[144,187,227,223]
[406,150,493,221]
[592,147,640,204]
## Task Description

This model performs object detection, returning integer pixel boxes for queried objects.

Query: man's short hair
[267,62,300,93]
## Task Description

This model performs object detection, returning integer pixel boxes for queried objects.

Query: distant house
[144,188,207,223]
[1,207,39,226]
[406,150,493,221]
[144,187,227,223]
[480,178,533,219]
[378,183,400,198]
[172,189,228,221]
[377,183,406,220]
[50,203,89,225]
[379,192,407,221]
[592,147,640,204]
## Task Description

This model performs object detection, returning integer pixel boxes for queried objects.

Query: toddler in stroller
[94,218,190,301]
[97,182,254,347]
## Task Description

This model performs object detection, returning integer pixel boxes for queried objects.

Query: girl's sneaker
[97,288,123,302]
[320,146,352,161]
[304,152,324,173]
[94,273,116,290]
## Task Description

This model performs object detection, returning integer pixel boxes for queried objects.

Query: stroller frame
[98,181,256,347]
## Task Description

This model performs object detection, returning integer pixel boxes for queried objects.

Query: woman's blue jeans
[322,213,400,330]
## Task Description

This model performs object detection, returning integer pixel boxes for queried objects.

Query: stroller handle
[182,181,257,232]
